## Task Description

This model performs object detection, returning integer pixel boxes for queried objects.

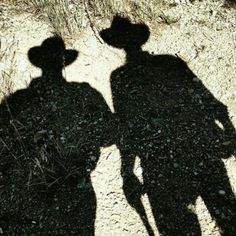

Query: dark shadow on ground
[100,16,236,236]
[0,36,112,235]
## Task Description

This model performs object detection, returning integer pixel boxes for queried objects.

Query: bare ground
[0,1,235,235]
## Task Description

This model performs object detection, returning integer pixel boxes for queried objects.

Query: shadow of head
[100,15,150,49]
[28,36,78,71]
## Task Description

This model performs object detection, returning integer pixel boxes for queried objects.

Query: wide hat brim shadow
[28,37,78,68]
[100,16,150,48]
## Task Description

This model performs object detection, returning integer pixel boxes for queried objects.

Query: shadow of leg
[148,192,201,236]
[201,172,236,236]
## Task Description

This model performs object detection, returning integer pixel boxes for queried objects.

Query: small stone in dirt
[223,141,231,146]
[219,190,226,195]
[187,204,195,212]
[128,122,134,128]
[209,65,214,71]
[193,77,200,82]
[90,156,97,161]
[173,163,178,168]
[0,227,3,234]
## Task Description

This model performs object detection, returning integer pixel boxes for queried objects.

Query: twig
[0,138,17,161]
[83,0,104,44]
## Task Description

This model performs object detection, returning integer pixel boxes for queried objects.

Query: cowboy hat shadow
[28,36,78,70]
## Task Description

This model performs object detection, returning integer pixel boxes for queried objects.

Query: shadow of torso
[111,51,236,235]
[0,73,111,235]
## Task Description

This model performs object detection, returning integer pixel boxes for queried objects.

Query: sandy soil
[0,1,235,235]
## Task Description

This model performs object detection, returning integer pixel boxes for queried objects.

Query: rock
[223,141,231,146]
[128,122,134,128]
[193,77,201,82]
[218,190,226,195]
[173,163,178,168]
[90,156,97,162]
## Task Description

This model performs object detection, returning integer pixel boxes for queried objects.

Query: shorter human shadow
[100,16,236,235]
[0,36,112,235]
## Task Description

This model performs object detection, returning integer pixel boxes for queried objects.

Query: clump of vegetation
[29,0,84,37]
[8,0,177,38]
[9,0,84,37]
[85,0,178,32]
[0,38,17,100]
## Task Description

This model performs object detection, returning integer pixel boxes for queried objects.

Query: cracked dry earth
[0,1,236,235]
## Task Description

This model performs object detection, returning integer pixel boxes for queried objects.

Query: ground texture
[0,1,235,235]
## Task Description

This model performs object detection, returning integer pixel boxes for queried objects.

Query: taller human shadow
[100,16,236,235]
[0,37,111,235]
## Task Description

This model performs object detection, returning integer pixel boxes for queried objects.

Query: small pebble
[128,122,134,128]
[90,156,97,161]
[219,190,226,195]
[193,77,200,82]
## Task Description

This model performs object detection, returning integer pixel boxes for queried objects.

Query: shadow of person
[100,16,236,236]
[0,36,112,235]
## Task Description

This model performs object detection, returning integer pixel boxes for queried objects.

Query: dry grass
[89,0,166,22]
[9,0,85,37]
[8,0,177,38]
[88,0,178,30]
[0,37,17,100]
[28,0,84,37]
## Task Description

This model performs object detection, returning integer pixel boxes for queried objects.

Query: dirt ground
[0,1,235,235]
